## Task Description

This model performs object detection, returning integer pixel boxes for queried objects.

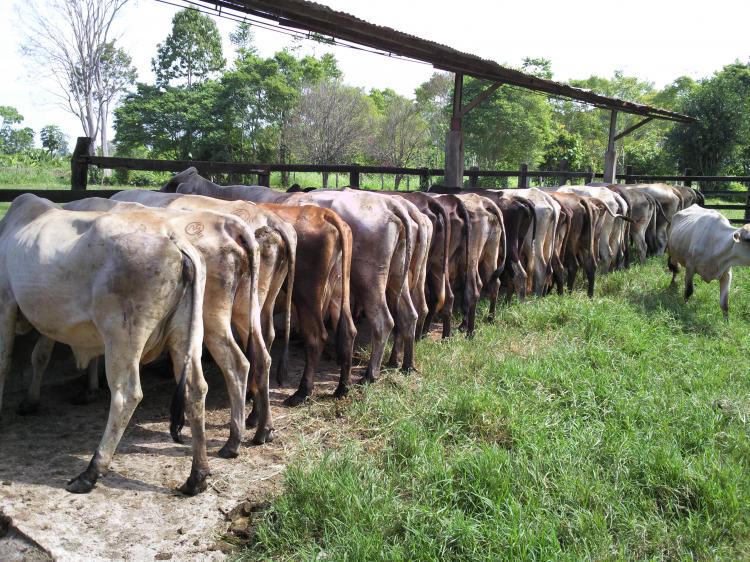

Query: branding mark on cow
[232,208,251,222]
[185,221,204,237]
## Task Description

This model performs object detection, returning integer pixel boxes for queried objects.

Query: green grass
[239,260,750,561]
[705,197,747,222]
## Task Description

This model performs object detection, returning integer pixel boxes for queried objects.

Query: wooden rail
[5,138,748,224]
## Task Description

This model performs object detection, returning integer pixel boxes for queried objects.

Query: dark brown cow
[426,193,474,336]
[546,192,597,296]
[428,186,534,304]
[454,193,505,331]
[259,203,356,405]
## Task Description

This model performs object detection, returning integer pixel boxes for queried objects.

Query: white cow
[0,194,210,495]
[667,204,750,318]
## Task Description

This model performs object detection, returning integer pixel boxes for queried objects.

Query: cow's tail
[654,199,671,226]
[274,222,297,386]
[169,238,205,444]
[453,196,474,308]
[694,188,705,206]
[579,198,597,266]
[430,199,452,294]
[484,201,507,282]
[390,201,414,295]
[557,206,573,267]
[601,205,636,224]
[322,210,356,360]
[235,225,262,378]
[518,198,537,241]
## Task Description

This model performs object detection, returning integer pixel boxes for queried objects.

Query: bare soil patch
[0,337,353,561]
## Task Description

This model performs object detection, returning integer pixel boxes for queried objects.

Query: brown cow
[166,172,415,382]
[546,192,597,296]
[455,193,505,329]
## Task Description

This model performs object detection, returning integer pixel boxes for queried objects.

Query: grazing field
[239,258,750,561]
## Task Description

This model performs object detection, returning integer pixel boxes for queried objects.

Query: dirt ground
[0,336,352,561]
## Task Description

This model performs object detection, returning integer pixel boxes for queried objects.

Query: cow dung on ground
[0,334,352,561]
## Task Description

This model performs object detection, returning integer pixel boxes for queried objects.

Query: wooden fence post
[625,165,634,185]
[683,168,692,188]
[518,163,528,188]
[419,168,430,191]
[745,182,750,222]
[468,165,479,188]
[71,136,94,190]
[349,166,360,188]
[258,170,271,187]
[586,167,594,185]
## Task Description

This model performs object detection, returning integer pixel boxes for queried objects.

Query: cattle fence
[0,137,749,224]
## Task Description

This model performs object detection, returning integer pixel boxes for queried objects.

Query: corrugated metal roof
[200,0,696,123]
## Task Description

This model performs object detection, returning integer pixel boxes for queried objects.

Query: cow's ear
[733,230,742,243]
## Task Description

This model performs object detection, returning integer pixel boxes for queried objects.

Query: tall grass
[240,260,750,561]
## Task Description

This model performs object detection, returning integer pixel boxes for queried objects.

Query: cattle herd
[0,168,736,497]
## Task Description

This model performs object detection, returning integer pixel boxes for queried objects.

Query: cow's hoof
[251,428,274,445]
[66,474,96,494]
[217,444,240,459]
[333,384,349,399]
[357,375,376,385]
[400,365,417,375]
[71,389,98,406]
[245,409,259,429]
[178,470,209,496]
[283,391,309,407]
[17,399,40,415]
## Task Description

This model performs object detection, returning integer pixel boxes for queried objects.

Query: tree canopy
[108,16,750,184]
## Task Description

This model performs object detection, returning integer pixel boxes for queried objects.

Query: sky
[2,0,749,147]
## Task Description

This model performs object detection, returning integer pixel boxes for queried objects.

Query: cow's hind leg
[720,269,732,319]
[19,335,55,415]
[66,352,143,494]
[70,357,102,405]
[0,299,17,418]
[361,289,395,384]
[668,254,680,286]
[284,307,325,407]
[178,351,211,496]
[684,267,695,302]
[204,332,248,458]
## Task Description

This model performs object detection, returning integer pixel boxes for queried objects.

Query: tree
[0,106,34,154]
[40,125,68,155]
[153,8,225,88]
[95,41,136,156]
[415,72,453,168]
[461,77,553,175]
[229,22,257,57]
[555,71,660,173]
[114,81,223,160]
[19,0,129,149]
[368,89,427,188]
[287,80,373,187]
[667,62,750,177]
